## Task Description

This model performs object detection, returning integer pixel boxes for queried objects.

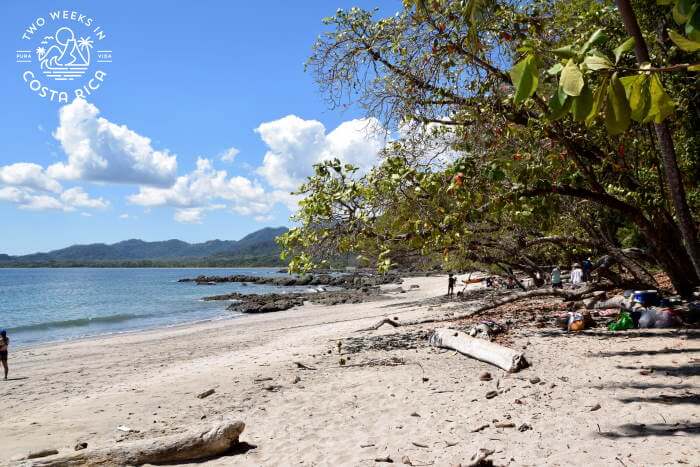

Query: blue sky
[0,0,395,255]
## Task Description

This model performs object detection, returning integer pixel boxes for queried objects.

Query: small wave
[7,313,148,333]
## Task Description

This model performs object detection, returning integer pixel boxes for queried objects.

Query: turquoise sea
[0,268,296,347]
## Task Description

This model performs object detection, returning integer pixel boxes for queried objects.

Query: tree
[281,0,699,296]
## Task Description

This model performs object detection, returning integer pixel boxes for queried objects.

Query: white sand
[1,275,698,466]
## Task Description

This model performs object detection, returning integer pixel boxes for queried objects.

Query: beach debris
[411,441,429,448]
[375,455,394,463]
[429,329,528,373]
[294,361,317,370]
[74,442,88,451]
[465,448,495,466]
[445,440,459,447]
[518,423,532,432]
[529,376,541,384]
[494,421,515,428]
[26,449,59,460]
[485,391,498,399]
[470,423,490,433]
[27,419,245,467]
[116,425,138,433]
[197,389,216,399]
[360,443,376,448]
[402,454,413,464]
[479,371,492,381]
[253,377,273,383]
[410,412,421,417]
[263,385,281,392]
[590,403,602,411]
[291,375,301,384]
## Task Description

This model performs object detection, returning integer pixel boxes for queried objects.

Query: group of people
[447,257,594,296]
[551,257,593,289]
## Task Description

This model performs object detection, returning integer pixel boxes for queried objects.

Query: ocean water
[0,268,298,347]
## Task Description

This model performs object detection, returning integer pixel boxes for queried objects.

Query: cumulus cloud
[255,115,385,191]
[48,98,178,187]
[129,158,273,222]
[60,187,109,210]
[0,185,107,212]
[0,163,62,193]
[219,147,240,163]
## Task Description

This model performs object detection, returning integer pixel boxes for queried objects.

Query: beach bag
[608,311,633,331]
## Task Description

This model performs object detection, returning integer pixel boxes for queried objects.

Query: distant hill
[0,227,289,267]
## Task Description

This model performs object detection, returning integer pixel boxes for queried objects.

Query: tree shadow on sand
[591,347,700,357]
[598,423,700,438]
[614,364,700,377]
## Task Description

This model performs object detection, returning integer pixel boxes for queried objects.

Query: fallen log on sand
[23,418,245,467]
[359,286,605,331]
[429,328,528,373]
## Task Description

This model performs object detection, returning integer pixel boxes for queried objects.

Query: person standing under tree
[0,330,8,380]
[551,266,562,289]
[447,274,457,297]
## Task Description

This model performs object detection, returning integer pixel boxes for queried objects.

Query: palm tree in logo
[77,36,94,64]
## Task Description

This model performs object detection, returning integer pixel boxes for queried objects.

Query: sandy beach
[1,275,698,466]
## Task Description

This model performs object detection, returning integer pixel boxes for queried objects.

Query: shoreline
[2,275,698,466]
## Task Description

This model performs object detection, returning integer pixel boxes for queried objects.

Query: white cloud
[174,208,205,224]
[0,185,107,212]
[255,115,385,191]
[0,163,62,193]
[60,187,109,210]
[119,213,130,219]
[129,158,272,223]
[219,147,240,163]
[48,98,178,187]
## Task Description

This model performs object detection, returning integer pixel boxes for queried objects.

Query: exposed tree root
[358,286,605,331]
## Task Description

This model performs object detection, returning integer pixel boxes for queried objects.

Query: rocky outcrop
[203,288,388,314]
[178,273,402,289]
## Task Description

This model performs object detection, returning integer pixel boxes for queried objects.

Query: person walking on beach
[551,266,562,289]
[570,263,583,288]
[0,330,8,380]
[447,274,457,297]
[582,257,592,282]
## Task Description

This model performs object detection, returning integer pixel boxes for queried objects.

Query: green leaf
[548,87,571,120]
[510,55,539,106]
[614,37,635,64]
[547,63,564,75]
[687,4,700,41]
[583,55,613,70]
[552,45,578,58]
[627,75,651,122]
[560,59,585,96]
[644,74,675,123]
[581,29,608,53]
[571,85,593,121]
[605,73,631,135]
[586,77,608,126]
[668,29,700,51]
[673,0,693,24]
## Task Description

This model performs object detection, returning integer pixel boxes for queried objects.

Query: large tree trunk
[614,0,700,281]
[429,328,528,372]
[26,419,245,467]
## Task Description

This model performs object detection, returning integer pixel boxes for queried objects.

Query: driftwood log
[359,286,605,331]
[429,328,528,372]
[23,418,245,467]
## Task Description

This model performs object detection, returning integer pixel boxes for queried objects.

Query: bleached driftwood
[24,418,245,467]
[429,328,528,372]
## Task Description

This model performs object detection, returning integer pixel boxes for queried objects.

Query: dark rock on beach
[203,287,389,314]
